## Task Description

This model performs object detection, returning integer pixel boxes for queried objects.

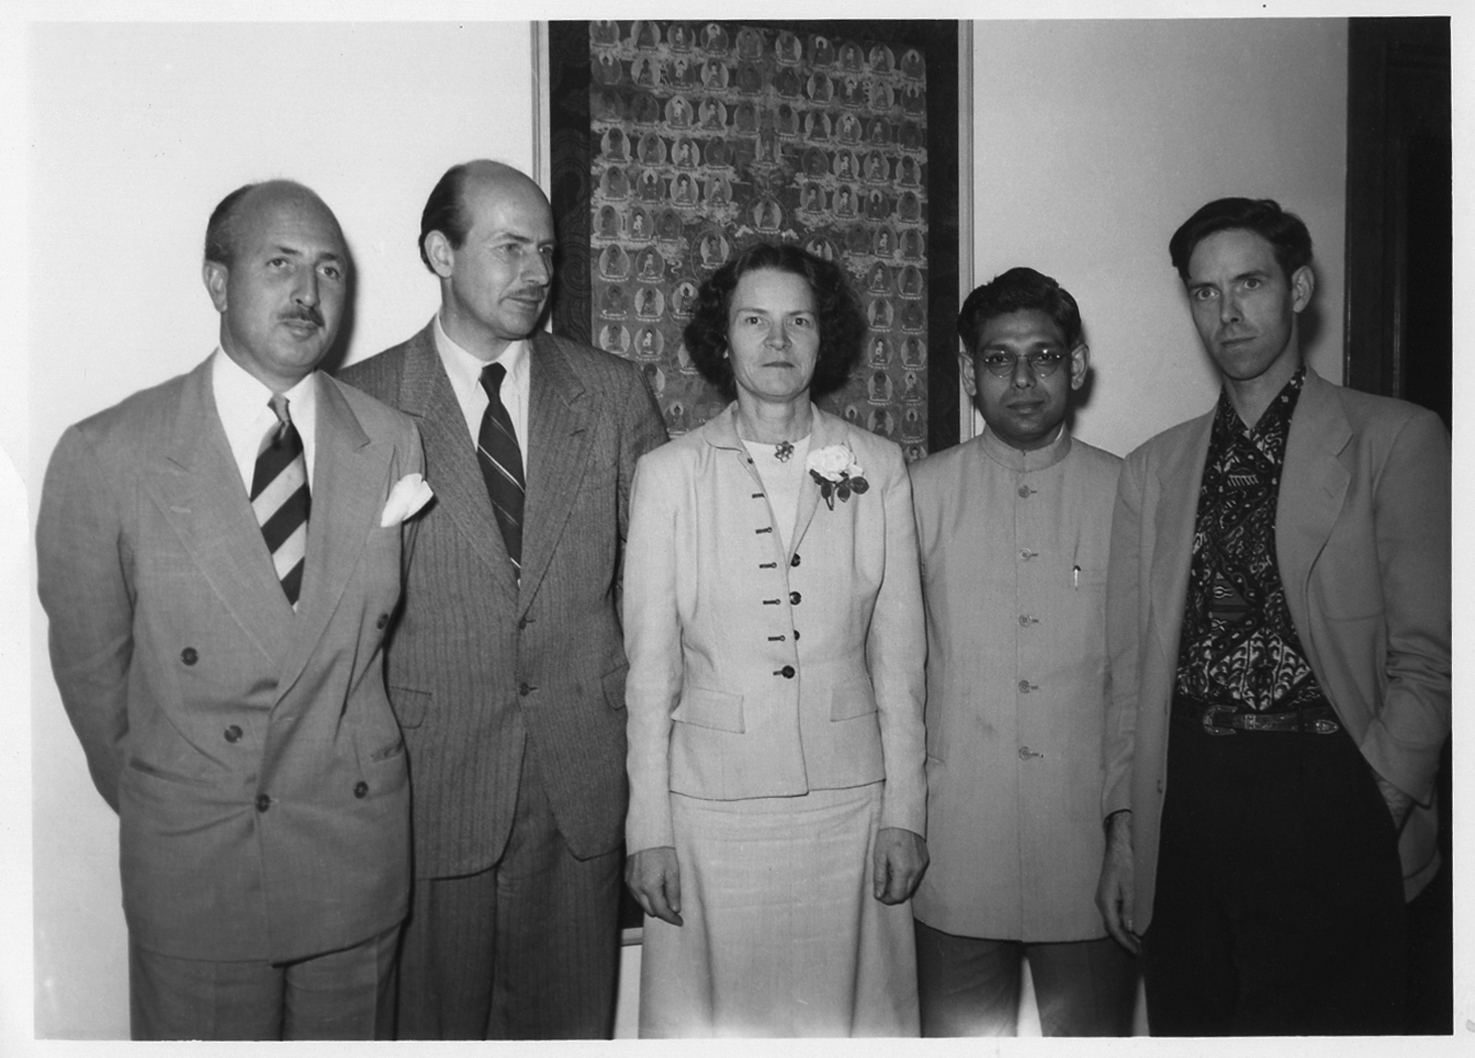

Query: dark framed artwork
[548,19,960,459]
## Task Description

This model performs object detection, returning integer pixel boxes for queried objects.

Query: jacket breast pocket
[672,687,745,733]
[830,676,877,721]
[389,686,432,729]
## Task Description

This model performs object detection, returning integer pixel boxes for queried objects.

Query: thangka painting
[549,20,960,459]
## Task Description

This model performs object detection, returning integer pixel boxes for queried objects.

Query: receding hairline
[206,179,343,265]
[460,161,551,210]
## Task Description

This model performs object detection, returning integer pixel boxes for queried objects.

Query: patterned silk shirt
[1174,368,1327,714]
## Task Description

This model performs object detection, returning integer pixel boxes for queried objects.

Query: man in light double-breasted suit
[1096,198,1449,1034]
[37,181,427,1039]
[339,160,666,1039]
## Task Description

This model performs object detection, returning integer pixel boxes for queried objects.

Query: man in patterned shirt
[1096,198,1450,1034]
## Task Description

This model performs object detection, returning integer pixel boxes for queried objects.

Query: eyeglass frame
[973,348,1070,378]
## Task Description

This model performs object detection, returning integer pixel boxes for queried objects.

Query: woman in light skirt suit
[623,243,929,1037]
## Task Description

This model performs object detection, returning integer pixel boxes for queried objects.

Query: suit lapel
[144,358,290,665]
[1150,410,1214,661]
[1275,369,1352,632]
[274,375,385,699]
[398,326,520,603]
[519,334,594,612]
[787,405,837,560]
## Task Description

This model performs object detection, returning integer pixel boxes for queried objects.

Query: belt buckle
[1201,703,1239,736]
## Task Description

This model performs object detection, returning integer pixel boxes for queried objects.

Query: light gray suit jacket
[1104,368,1451,929]
[623,405,927,854]
[37,356,423,961]
[338,324,667,875]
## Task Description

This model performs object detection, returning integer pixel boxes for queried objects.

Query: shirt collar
[211,347,318,435]
[433,313,529,399]
[1214,365,1306,443]
[979,422,1072,473]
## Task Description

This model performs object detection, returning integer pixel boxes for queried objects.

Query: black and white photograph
[3,1,1464,1052]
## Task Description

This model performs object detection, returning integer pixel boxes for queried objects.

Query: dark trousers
[1142,713,1407,1035]
[915,920,1137,1036]
[395,744,622,1039]
[129,926,398,1040]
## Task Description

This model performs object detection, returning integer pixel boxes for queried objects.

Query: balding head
[420,160,556,360]
[205,180,343,268]
[418,160,551,272]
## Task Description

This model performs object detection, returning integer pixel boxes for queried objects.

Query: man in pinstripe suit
[339,161,667,1039]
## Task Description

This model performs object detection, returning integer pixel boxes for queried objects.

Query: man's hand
[872,827,928,904]
[1095,810,1140,954]
[1375,774,1415,832]
[625,846,683,927]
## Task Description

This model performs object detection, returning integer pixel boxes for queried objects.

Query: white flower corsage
[806,444,869,510]
[380,472,435,527]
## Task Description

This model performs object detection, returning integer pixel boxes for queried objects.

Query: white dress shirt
[211,348,318,492]
[433,314,530,451]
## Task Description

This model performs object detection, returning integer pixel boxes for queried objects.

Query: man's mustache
[282,307,325,327]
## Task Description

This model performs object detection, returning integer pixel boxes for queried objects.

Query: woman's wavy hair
[683,242,864,401]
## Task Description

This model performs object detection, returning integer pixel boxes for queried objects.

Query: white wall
[25,20,537,1040]
[17,15,1356,1044]
[970,19,1348,457]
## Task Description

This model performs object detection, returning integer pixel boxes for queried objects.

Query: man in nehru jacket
[909,267,1136,1035]
[339,160,667,1039]
[1096,198,1450,1034]
[37,180,428,1039]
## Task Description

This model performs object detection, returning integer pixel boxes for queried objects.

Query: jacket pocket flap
[830,677,878,721]
[672,687,745,733]
[389,686,432,728]
[602,664,629,711]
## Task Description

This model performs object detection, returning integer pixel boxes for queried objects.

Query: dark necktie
[251,394,310,608]
[477,362,525,574]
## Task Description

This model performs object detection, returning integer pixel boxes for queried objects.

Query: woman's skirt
[638,782,919,1037]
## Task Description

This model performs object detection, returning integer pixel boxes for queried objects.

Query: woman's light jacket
[623,403,927,854]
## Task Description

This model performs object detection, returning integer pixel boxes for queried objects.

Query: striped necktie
[251,394,310,608]
[477,362,525,574]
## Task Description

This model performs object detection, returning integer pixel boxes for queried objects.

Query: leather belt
[1197,702,1341,737]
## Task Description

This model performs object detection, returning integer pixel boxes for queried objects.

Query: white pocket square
[380,473,434,527]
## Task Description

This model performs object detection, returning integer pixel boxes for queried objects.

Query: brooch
[806,444,869,510]
[774,440,795,463]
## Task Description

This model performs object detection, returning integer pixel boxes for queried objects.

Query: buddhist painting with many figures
[550,20,959,460]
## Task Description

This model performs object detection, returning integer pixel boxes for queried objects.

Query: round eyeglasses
[977,350,1067,378]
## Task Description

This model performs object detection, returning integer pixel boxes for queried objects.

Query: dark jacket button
[793,629,800,641]
[790,554,801,567]
[789,591,802,605]
[224,725,242,743]
[519,683,532,696]
[181,648,199,666]
[255,794,271,812]
[376,613,389,630]
[354,781,369,799]
[781,665,796,678]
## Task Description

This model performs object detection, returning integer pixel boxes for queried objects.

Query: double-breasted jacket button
[255,794,271,812]
[519,682,533,696]
[1018,680,1032,694]
[353,781,369,799]
[180,647,199,666]
[376,613,389,630]
[779,665,796,679]
[789,591,802,605]
[223,725,243,743]
[1017,485,1032,498]
[790,553,802,567]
